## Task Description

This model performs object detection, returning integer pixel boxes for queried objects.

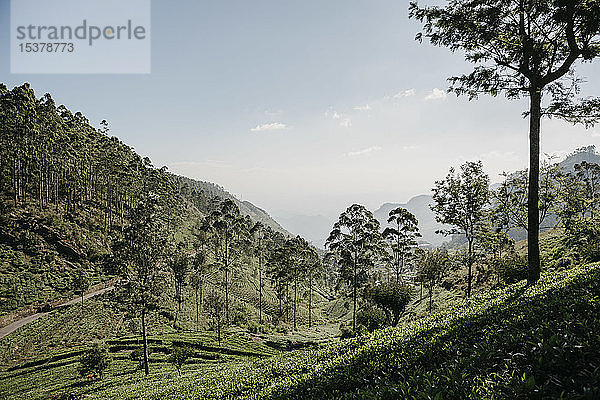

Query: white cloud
[425,88,448,101]
[250,122,288,132]
[324,108,342,120]
[324,108,351,127]
[340,118,352,128]
[353,104,372,111]
[592,129,600,138]
[392,89,416,99]
[345,145,382,157]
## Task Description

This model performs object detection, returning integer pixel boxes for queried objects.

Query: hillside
[173,174,290,237]
[0,84,298,320]
[3,262,595,399]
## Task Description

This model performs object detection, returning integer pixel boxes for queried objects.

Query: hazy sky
[1,0,599,221]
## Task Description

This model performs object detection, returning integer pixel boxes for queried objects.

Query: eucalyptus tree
[302,245,323,328]
[417,248,450,313]
[169,242,190,328]
[250,221,268,324]
[267,244,292,321]
[410,0,600,284]
[203,198,250,324]
[205,291,225,347]
[266,236,307,330]
[113,190,170,376]
[189,251,207,328]
[431,161,489,298]
[326,204,385,334]
[190,225,209,327]
[382,207,421,284]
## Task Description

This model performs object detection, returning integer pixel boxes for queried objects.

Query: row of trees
[431,155,600,296]
[325,150,600,334]
[114,194,325,375]
[0,84,156,232]
[325,204,421,333]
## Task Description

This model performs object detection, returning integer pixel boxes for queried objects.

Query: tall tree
[250,222,268,324]
[382,207,421,283]
[410,0,600,284]
[169,242,190,329]
[431,161,489,297]
[303,246,322,329]
[203,199,249,324]
[326,204,385,334]
[113,189,171,376]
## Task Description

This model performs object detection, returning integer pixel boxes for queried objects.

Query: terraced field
[43,261,598,400]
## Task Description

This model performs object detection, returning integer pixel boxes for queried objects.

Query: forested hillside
[0,83,300,321]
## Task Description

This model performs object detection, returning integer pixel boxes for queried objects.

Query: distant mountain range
[281,145,600,249]
[373,195,450,247]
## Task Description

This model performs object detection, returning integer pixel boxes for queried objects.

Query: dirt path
[0,286,114,340]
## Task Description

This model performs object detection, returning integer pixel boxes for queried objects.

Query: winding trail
[0,286,114,340]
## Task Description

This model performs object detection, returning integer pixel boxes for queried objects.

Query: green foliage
[168,345,192,376]
[356,306,387,333]
[231,303,250,327]
[364,282,412,326]
[78,342,111,380]
[495,252,528,284]
[326,204,385,332]
[382,207,421,283]
[431,161,489,297]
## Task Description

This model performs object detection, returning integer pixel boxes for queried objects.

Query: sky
[1,0,600,224]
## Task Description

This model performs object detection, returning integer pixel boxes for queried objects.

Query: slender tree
[72,266,90,310]
[417,249,450,313]
[431,161,489,297]
[113,189,171,376]
[326,204,385,334]
[169,242,190,329]
[203,199,249,324]
[303,246,322,329]
[410,0,600,284]
[382,207,421,283]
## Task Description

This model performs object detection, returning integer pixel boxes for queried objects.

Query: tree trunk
[141,309,150,376]
[308,273,312,328]
[293,274,297,331]
[352,255,357,334]
[528,89,542,284]
[195,286,199,328]
[467,238,473,298]
[429,285,433,313]
[224,268,229,324]
[259,268,263,324]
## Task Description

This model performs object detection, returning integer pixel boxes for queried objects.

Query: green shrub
[79,342,111,380]
[356,306,387,332]
[168,345,192,376]
[231,303,249,327]
[496,252,528,283]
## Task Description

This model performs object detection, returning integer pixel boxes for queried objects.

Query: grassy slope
[64,261,600,400]
[0,204,114,318]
